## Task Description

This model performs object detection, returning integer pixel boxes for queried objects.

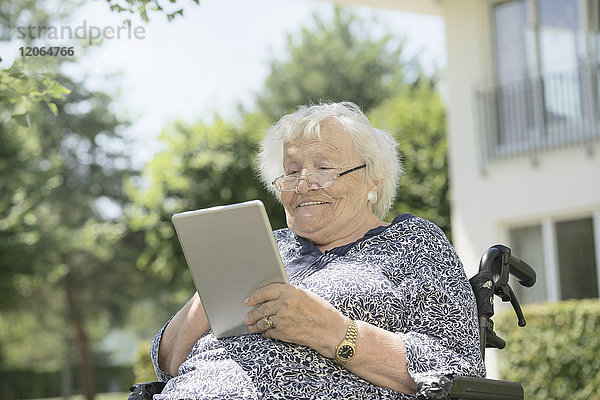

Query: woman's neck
[315,213,389,253]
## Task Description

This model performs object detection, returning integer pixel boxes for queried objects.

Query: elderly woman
[150,102,485,399]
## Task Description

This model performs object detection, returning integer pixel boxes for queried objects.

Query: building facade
[447,0,600,306]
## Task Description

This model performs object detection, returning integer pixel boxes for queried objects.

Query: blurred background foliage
[496,299,600,400]
[255,8,421,120]
[132,340,155,384]
[1,1,450,399]
[369,84,448,233]
[101,0,200,23]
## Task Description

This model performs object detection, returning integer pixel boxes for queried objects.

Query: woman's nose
[295,175,313,194]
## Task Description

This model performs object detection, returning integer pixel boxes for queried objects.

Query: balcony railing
[476,60,600,170]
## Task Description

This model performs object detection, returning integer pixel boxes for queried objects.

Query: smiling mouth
[297,201,328,208]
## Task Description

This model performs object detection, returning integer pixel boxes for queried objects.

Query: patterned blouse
[150,214,485,399]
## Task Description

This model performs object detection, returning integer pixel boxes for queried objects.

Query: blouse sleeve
[391,218,485,383]
[149,318,175,383]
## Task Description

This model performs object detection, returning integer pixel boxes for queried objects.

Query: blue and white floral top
[151,215,485,399]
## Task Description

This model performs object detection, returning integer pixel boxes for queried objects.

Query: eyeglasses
[272,164,366,192]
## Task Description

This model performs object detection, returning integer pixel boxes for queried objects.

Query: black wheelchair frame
[130,244,537,400]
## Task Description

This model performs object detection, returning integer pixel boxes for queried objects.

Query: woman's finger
[244,300,279,326]
[247,312,279,334]
[244,282,288,306]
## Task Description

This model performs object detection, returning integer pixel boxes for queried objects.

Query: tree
[130,7,450,304]
[126,112,286,294]
[369,83,450,235]
[255,7,416,120]
[0,58,70,307]
[0,66,144,400]
[102,0,200,23]
[255,6,449,233]
[1,0,203,396]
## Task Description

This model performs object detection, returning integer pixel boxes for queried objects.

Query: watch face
[338,344,355,360]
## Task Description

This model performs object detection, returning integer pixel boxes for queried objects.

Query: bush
[0,368,61,399]
[0,365,134,398]
[95,365,135,393]
[133,340,157,383]
[495,299,600,400]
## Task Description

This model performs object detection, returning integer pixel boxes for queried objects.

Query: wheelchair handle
[478,245,536,288]
[477,244,536,329]
[508,253,536,288]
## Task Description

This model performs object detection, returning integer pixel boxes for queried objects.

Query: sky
[3,0,446,164]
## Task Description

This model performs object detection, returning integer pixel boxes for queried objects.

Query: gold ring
[261,316,274,330]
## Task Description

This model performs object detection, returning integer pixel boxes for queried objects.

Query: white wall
[441,0,493,275]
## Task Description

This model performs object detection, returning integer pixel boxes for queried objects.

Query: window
[508,216,600,303]
[478,0,600,163]
[493,0,529,83]
[509,225,547,304]
[491,0,536,150]
[556,218,599,299]
[538,0,582,131]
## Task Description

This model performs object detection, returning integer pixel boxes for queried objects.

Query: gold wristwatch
[334,319,358,364]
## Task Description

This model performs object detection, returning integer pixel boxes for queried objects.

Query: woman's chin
[289,218,329,239]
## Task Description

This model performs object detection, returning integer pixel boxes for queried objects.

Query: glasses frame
[272,164,367,192]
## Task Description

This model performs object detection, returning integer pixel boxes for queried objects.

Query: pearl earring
[367,190,378,203]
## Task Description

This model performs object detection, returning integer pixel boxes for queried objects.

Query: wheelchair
[129,244,536,400]
[417,244,536,400]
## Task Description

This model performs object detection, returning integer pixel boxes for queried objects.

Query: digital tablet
[172,200,289,338]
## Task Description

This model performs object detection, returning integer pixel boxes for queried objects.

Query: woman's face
[280,121,375,246]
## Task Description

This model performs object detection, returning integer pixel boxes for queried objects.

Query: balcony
[476,60,600,170]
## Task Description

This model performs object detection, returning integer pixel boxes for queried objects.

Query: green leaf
[13,99,30,116]
[46,82,71,98]
[13,113,30,127]
[46,102,58,115]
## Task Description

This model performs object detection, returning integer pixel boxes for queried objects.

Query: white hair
[257,102,402,219]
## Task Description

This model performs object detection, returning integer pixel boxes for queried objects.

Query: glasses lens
[308,173,334,189]
[278,176,298,191]
[275,172,337,191]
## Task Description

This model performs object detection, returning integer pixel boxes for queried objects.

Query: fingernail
[244,297,249,305]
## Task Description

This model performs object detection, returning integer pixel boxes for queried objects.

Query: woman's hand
[244,283,346,359]
[244,283,416,394]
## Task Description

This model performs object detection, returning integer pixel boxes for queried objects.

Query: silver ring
[261,316,274,330]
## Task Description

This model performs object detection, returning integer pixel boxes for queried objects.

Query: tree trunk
[65,276,95,400]
[60,349,72,400]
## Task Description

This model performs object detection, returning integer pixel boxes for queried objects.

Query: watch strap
[345,319,358,344]
[334,319,358,364]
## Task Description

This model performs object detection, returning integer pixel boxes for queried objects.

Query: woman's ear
[372,178,383,193]
[367,179,383,204]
